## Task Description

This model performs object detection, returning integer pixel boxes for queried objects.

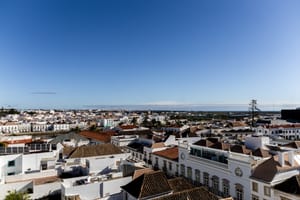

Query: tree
[5,190,30,200]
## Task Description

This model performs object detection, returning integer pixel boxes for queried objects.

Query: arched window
[211,176,219,194]
[235,183,244,200]
[195,169,201,186]
[222,179,230,197]
[187,167,192,181]
[180,164,185,177]
[203,172,209,187]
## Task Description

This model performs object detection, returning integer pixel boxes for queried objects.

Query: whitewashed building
[251,149,300,200]
[111,135,139,147]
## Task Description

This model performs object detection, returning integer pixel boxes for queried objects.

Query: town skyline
[1,0,300,108]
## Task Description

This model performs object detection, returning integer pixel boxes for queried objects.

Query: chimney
[288,151,295,167]
[278,152,285,167]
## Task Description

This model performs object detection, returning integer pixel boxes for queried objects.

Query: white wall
[30,182,61,200]
[5,169,57,183]
[152,154,178,176]
[178,144,254,200]
[86,153,130,174]
[63,176,132,200]
[0,154,23,181]
[245,136,270,150]
[22,151,57,173]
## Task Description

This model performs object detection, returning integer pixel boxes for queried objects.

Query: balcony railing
[188,154,228,169]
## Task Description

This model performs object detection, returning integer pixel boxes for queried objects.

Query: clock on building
[180,152,185,160]
[235,167,243,177]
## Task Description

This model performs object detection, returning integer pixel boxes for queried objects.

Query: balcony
[188,154,228,169]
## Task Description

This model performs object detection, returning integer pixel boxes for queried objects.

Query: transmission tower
[249,99,260,127]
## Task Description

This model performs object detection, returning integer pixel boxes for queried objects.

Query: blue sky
[0,0,300,109]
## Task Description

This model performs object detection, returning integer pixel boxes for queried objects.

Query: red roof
[120,125,137,130]
[267,124,300,129]
[80,130,116,143]
[153,147,179,161]
[2,139,32,145]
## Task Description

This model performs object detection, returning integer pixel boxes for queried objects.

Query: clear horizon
[1,0,300,108]
[3,103,300,112]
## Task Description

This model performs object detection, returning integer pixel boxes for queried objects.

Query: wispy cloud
[31,92,57,95]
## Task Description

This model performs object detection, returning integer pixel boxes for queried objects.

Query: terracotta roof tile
[194,139,214,147]
[120,125,137,130]
[251,154,300,182]
[133,168,154,180]
[168,177,194,192]
[282,141,300,149]
[267,124,300,129]
[274,175,300,194]
[122,171,172,199]
[153,187,230,200]
[230,145,252,155]
[80,130,116,143]
[68,143,123,158]
[153,147,179,161]
[151,142,165,148]
[211,142,230,151]
[252,148,271,158]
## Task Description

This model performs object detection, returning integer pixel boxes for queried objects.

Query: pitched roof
[251,154,300,182]
[252,148,271,158]
[50,132,88,145]
[151,142,165,149]
[282,141,300,149]
[133,168,154,180]
[153,187,230,200]
[251,157,279,182]
[274,175,300,195]
[122,171,172,199]
[211,142,230,151]
[153,147,179,161]
[267,124,300,129]
[193,139,216,147]
[79,130,116,143]
[67,143,123,158]
[120,125,138,130]
[127,141,152,153]
[168,177,194,192]
[230,145,252,155]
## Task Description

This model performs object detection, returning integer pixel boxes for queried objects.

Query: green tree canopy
[5,190,30,200]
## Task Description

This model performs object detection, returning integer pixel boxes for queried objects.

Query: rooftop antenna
[249,99,260,127]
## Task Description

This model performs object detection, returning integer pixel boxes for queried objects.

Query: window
[168,162,172,171]
[163,160,167,169]
[7,172,15,176]
[212,176,219,194]
[236,184,244,200]
[8,160,15,167]
[195,169,200,185]
[252,195,259,200]
[203,172,209,187]
[252,182,258,192]
[163,160,167,172]
[180,164,185,177]
[187,167,192,180]
[155,157,158,165]
[222,179,230,197]
[264,186,271,197]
